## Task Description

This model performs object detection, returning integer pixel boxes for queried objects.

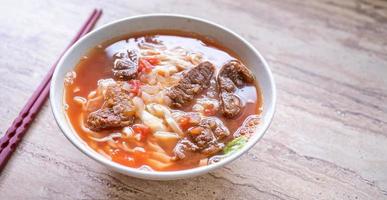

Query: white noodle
[154,131,179,140]
[89,132,122,142]
[150,151,172,163]
[73,87,80,93]
[147,103,184,136]
[141,85,160,95]
[85,95,103,111]
[147,140,166,153]
[119,142,134,153]
[132,96,145,115]
[98,150,112,160]
[122,126,134,137]
[140,110,167,132]
[133,146,146,153]
[87,90,97,99]
[147,158,172,169]
[73,96,87,106]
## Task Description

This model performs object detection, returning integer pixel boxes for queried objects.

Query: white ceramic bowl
[50,14,276,180]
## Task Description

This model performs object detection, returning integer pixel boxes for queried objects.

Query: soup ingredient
[112,149,136,166]
[138,58,158,74]
[166,61,215,108]
[64,71,76,86]
[147,103,184,136]
[86,81,136,131]
[133,97,168,132]
[173,117,230,160]
[97,78,116,95]
[87,108,135,131]
[192,98,219,116]
[90,132,122,142]
[218,60,255,118]
[112,49,139,80]
[154,131,180,140]
[154,131,180,145]
[73,96,87,106]
[132,124,151,141]
[138,110,167,132]
[199,117,230,139]
[172,138,199,159]
[172,111,202,130]
[223,136,248,154]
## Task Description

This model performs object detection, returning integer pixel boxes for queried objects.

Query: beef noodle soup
[64,30,262,171]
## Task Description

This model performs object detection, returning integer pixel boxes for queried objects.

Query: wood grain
[0,0,386,199]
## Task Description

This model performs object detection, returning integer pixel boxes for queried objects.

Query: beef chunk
[87,108,134,131]
[173,138,199,160]
[218,60,255,118]
[199,117,230,139]
[218,60,254,90]
[166,61,215,108]
[190,127,224,155]
[172,117,230,159]
[86,82,136,131]
[103,82,133,107]
[219,92,242,119]
[112,49,139,80]
[190,117,229,155]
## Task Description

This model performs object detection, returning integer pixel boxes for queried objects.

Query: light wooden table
[0,0,386,199]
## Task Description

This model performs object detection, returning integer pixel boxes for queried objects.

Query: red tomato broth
[64,30,262,171]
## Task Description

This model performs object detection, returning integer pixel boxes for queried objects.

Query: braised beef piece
[218,60,254,90]
[166,61,215,108]
[218,60,255,118]
[112,49,139,80]
[173,117,230,160]
[86,82,135,131]
[219,92,241,118]
[103,82,133,107]
[87,108,134,131]
[173,138,199,160]
[199,117,230,139]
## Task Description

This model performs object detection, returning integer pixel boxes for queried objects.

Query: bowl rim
[50,13,277,179]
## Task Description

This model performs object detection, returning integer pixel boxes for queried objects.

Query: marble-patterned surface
[0,0,386,199]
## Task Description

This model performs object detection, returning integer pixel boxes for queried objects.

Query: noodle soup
[64,31,262,171]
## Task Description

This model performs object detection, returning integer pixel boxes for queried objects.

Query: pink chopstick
[0,9,103,173]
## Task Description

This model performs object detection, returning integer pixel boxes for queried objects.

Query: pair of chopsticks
[0,9,103,173]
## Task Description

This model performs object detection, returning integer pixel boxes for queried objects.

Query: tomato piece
[138,60,145,72]
[128,80,141,95]
[144,67,152,74]
[188,126,204,135]
[138,58,154,74]
[178,116,191,130]
[144,57,160,65]
[132,124,151,141]
[112,149,135,167]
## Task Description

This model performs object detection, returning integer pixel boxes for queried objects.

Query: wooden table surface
[1,0,386,199]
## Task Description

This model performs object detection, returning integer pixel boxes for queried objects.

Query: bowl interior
[50,14,276,180]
